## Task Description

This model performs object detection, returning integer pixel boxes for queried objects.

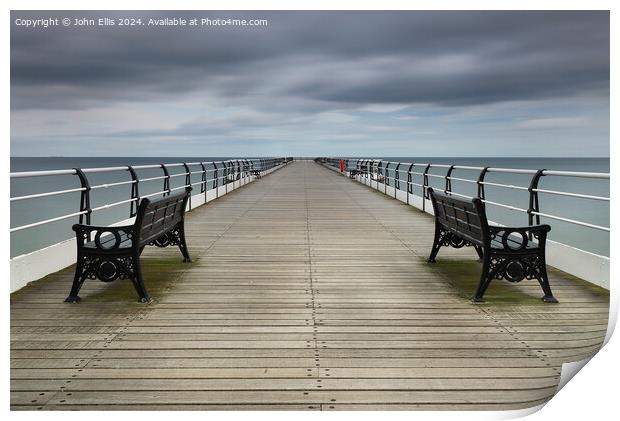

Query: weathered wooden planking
[12,376,559,391]
[10,356,552,369]
[11,388,559,405]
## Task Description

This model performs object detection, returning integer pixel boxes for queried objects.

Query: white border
[3,2,616,420]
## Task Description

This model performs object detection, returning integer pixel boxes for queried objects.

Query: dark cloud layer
[10,11,610,157]
[11,11,609,110]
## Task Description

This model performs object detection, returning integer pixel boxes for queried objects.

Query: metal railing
[10,158,293,234]
[317,157,610,234]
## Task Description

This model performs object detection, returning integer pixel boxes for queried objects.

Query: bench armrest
[488,224,551,250]
[488,224,551,235]
[489,224,551,234]
[72,224,135,248]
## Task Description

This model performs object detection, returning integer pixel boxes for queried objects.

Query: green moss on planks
[11,255,196,304]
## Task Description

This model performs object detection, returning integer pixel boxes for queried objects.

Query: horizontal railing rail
[316,157,610,234]
[11,158,293,234]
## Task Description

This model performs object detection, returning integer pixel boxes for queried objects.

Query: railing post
[223,161,230,194]
[444,165,455,194]
[243,159,250,184]
[73,168,91,226]
[476,166,490,203]
[199,162,207,202]
[406,163,414,205]
[394,163,401,198]
[384,162,391,194]
[183,162,191,210]
[528,169,546,226]
[160,163,171,196]
[422,164,431,212]
[213,163,219,198]
[127,166,140,218]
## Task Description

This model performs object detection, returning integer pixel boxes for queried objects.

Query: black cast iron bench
[427,188,558,303]
[65,187,192,303]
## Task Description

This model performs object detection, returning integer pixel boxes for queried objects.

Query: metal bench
[427,188,558,303]
[65,187,192,303]
[348,169,364,178]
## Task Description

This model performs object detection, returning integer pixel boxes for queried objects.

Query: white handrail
[531,211,609,232]
[10,169,76,178]
[481,181,529,191]
[10,187,86,202]
[90,180,136,190]
[543,170,609,179]
[533,188,610,202]
[10,210,88,233]
[91,198,138,213]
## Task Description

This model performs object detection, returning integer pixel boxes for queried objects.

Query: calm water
[10,157,609,258]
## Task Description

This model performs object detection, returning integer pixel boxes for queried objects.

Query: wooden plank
[11,367,319,379]
[11,404,322,410]
[12,376,559,391]
[12,388,559,405]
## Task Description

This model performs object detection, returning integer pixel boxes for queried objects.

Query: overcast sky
[10,11,609,157]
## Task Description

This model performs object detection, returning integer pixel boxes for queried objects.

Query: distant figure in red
[339,159,345,173]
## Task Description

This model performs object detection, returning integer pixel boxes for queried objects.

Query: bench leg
[536,258,558,303]
[65,255,88,303]
[177,224,192,263]
[473,245,484,261]
[129,252,150,303]
[472,256,493,303]
[427,224,444,263]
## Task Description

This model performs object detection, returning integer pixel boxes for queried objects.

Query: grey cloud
[10,10,610,157]
[11,11,609,110]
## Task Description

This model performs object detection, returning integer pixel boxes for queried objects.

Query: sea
[10,157,610,258]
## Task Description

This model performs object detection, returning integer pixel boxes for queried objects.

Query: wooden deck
[11,160,609,411]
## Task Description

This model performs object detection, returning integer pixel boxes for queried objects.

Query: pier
[10,160,609,410]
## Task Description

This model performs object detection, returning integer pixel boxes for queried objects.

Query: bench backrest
[427,188,489,245]
[134,187,192,247]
